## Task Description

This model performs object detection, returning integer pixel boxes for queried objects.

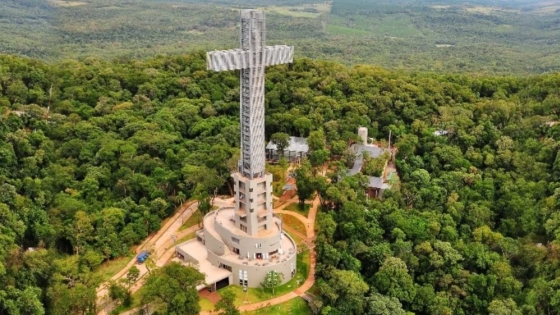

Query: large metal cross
[207,10,294,180]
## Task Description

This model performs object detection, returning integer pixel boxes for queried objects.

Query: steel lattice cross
[206,10,294,179]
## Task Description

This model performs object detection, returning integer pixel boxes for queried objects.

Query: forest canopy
[1,52,560,314]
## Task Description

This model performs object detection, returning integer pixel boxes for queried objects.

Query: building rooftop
[266,136,309,153]
[204,207,280,239]
[368,176,384,189]
[433,130,449,136]
[217,232,296,267]
[174,240,231,290]
[199,207,297,268]
[348,143,389,176]
[347,143,393,190]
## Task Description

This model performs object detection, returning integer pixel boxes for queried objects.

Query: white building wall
[358,126,368,145]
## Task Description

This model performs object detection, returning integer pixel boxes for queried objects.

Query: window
[233,247,240,254]
[232,237,240,244]
[249,188,253,192]
[240,224,248,233]
[219,263,232,272]
[239,270,248,287]
[256,243,262,248]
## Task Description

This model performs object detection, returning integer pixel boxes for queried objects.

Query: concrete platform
[176,240,231,290]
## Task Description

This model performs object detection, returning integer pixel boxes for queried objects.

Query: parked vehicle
[137,250,149,264]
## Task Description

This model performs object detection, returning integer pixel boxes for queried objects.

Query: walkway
[106,191,320,315]
[97,197,234,315]
[200,193,320,315]
[96,201,199,313]
[274,195,319,239]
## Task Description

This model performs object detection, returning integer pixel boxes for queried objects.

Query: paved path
[110,192,320,315]
[200,194,320,315]
[274,195,319,239]
[96,201,199,313]
[98,197,241,314]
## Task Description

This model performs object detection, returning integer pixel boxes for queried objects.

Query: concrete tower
[178,9,297,289]
[207,10,294,236]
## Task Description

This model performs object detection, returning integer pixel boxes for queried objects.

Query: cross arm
[264,45,294,67]
[207,45,294,72]
[207,49,249,72]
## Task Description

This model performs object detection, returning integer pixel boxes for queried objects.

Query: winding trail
[97,198,235,315]
[200,194,320,315]
[103,192,320,315]
[96,201,199,314]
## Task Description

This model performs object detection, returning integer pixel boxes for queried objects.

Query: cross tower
[207,10,294,236]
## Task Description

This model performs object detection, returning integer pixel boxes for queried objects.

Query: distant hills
[1,0,560,74]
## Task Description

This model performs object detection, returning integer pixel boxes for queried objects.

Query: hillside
[2,52,560,314]
[1,0,560,73]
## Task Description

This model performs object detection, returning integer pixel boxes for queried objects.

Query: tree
[0,287,45,315]
[215,290,240,315]
[307,129,326,152]
[294,161,315,205]
[142,262,204,315]
[319,269,368,314]
[183,164,225,206]
[488,299,522,315]
[108,281,131,308]
[373,257,416,303]
[48,282,97,315]
[309,149,330,171]
[270,132,290,158]
[366,293,406,315]
[261,270,284,295]
[71,210,94,256]
[126,266,140,288]
[47,256,100,315]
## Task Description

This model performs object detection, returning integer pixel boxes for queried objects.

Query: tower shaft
[206,9,294,236]
[239,10,266,179]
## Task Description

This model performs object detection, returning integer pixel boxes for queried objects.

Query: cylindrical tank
[358,127,368,145]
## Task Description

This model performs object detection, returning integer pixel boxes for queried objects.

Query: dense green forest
[2,0,560,74]
[2,51,560,314]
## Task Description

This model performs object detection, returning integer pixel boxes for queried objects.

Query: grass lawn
[243,297,313,315]
[200,297,214,311]
[284,203,311,217]
[217,250,311,306]
[179,210,201,231]
[94,253,133,282]
[285,230,305,246]
[279,214,308,236]
[176,231,197,244]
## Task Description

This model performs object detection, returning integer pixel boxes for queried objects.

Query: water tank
[358,127,368,145]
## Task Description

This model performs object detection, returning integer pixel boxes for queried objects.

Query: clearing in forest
[260,2,332,18]
[48,0,88,7]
